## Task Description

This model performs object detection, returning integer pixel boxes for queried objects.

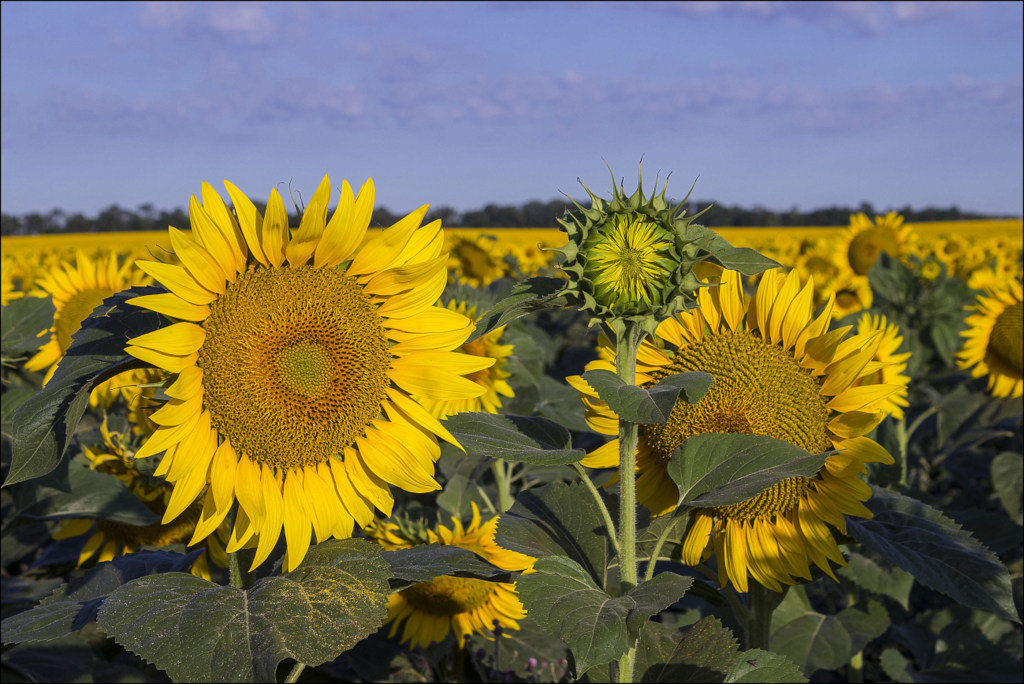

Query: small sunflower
[447,234,511,287]
[844,313,911,420]
[826,273,874,320]
[957,280,1023,398]
[52,419,228,580]
[568,269,899,592]
[25,251,149,406]
[368,503,534,649]
[124,175,494,572]
[838,211,914,276]
[417,299,514,420]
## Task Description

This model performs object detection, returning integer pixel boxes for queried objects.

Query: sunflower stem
[492,460,514,512]
[284,661,306,683]
[745,582,784,650]
[643,510,689,582]
[228,550,244,590]
[896,416,909,487]
[613,321,643,684]
[571,462,620,558]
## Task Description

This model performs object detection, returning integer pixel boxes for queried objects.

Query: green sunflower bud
[555,166,713,335]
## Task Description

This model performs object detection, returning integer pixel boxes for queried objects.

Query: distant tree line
[0,197,1007,237]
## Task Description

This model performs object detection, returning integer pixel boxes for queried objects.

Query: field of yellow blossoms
[1,178,1021,684]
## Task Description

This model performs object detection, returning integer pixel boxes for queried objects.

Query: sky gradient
[2,1,1021,218]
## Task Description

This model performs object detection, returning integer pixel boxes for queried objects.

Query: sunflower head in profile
[555,168,711,333]
[568,269,900,593]
[368,503,534,649]
[957,280,1023,398]
[446,234,511,287]
[124,175,494,572]
[52,418,229,580]
[837,211,915,276]
[24,250,150,407]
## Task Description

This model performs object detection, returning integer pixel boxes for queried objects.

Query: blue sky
[2,1,1021,218]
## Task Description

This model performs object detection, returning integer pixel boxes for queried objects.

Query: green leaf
[770,612,850,675]
[667,433,832,508]
[836,600,890,654]
[436,472,492,520]
[17,455,160,526]
[0,634,97,684]
[516,556,630,676]
[442,412,584,465]
[990,451,1023,525]
[469,277,569,342]
[634,616,741,682]
[581,370,713,424]
[623,572,693,637]
[686,226,780,276]
[468,617,571,681]
[496,481,615,588]
[382,544,512,588]
[726,649,806,683]
[846,487,1019,623]
[838,553,914,610]
[95,539,390,683]
[1,295,55,356]
[5,287,165,487]
[0,551,202,644]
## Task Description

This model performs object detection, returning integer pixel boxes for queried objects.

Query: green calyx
[555,166,713,335]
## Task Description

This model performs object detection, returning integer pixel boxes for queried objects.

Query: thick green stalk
[614,322,642,683]
[745,582,786,650]
[491,460,514,512]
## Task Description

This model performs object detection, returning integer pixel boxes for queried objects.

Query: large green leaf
[5,287,165,487]
[468,277,569,342]
[517,557,693,677]
[1,295,55,357]
[990,451,1022,525]
[770,592,889,676]
[845,487,1019,623]
[495,481,615,588]
[0,551,202,644]
[838,553,914,610]
[16,455,160,526]
[667,433,832,508]
[632,616,741,683]
[725,649,806,683]
[581,370,713,424]
[382,543,512,588]
[95,539,390,682]
[442,412,584,465]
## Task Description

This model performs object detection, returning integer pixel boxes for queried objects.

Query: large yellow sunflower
[837,211,915,276]
[568,269,899,593]
[367,503,534,648]
[957,280,1023,398]
[52,419,228,580]
[417,299,514,420]
[25,250,149,407]
[123,175,494,572]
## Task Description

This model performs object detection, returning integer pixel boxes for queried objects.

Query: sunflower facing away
[837,211,915,277]
[417,299,515,420]
[25,250,149,407]
[52,418,228,580]
[957,279,1023,399]
[124,176,494,572]
[568,269,900,593]
[366,503,534,649]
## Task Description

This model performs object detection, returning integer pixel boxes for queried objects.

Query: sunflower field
[1,174,1021,683]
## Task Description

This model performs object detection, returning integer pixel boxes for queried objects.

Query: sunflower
[447,234,511,287]
[826,273,873,320]
[417,299,514,420]
[368,503,534,648]
[25,250,149,407]
[837,211,914,276]
[845,313,911,420]
[52,418,228,580]
[124,176,493,572]
[957,280,1023,398]
[568,269,899,593]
